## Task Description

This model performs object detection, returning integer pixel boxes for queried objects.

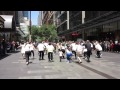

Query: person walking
[37,41,45,60]
[24,42,31,65]
[46,42,54,62]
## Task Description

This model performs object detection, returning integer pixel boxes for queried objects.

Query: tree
[31,24,58,42]
[31,25,39,41]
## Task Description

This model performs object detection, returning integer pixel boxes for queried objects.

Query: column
[82,11,85,24]
[53,11,56,25]
[67,11,69,30]
[82,11,85,40]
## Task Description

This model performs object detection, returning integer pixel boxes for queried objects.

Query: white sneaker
[79,61,82,63]
[26,62,29,65]
[66,60,69,63]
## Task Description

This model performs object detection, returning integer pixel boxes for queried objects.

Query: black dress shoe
[87,60,91,62]
[51,60,54,62]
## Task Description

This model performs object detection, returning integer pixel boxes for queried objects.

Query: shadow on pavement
[0,54,11,60]
[10,50,20,53]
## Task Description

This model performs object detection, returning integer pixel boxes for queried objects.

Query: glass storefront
[85,20,120,41]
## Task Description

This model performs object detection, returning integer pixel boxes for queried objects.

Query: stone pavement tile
[67,77,81,79]
[18,75,42,79]
[27,69,60,74]
[44,66,54,69]
[1,50,120,79]
[80,58,120,78]
[45,74,73,79]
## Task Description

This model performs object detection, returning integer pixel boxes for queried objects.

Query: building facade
[0,11,17,41]
[42,11,55,25]
[38,11,43,26]
[0,11,30,41]
[41,11,120,42]
[23,11,29,19]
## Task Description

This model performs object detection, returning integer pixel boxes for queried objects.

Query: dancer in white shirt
[46,42,54,62]
[20,42,25,59]
[30,42,35,58]
[76,42,83,63]
[71,41,77,59]
[95,41,102,58]
[24,42,31,65]
[37,41,45,60]
[44,41,49,55]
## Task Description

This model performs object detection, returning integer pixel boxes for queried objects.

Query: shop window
[103,24,110,32]
[118,20,120,30]
[109,21,117,31]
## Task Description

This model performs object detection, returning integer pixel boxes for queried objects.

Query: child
[66,47,72,63]
[58,49,63,62]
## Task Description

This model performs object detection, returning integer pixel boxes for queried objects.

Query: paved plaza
[0,50,120,79]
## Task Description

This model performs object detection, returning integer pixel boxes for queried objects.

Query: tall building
[0,11,17,41]
[83,11,120,41]
[19,11,30,37]
[42,11,120,42]
[38,11,43,26]
[23,11,29,19]
[42,11,55,25]
[56,11,120,41]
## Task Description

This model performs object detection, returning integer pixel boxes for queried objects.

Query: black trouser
[97,51,101,58]
[61,49,65,58]
[39,51,44,59]
[2,48,6,55]
[72,51,77,58]
[60,56,62,62]
[31,50,34,57]
[84,52,87,58]
[87,50,91,61]
[48,52,53,61]
[25,51,31,62]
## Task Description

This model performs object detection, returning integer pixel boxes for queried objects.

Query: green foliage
[31,24,58,42]
[24,34,29,41]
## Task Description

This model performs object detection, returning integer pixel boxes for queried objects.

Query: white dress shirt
[37,43,45,51]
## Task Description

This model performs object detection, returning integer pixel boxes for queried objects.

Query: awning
[0,16,5,22]
[0,15,13,29]
[0,16,5,28]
